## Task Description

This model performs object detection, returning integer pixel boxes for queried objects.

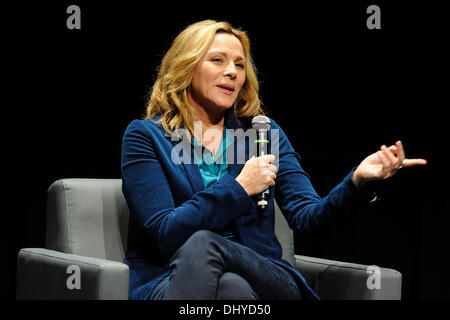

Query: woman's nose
[224,62,237,79]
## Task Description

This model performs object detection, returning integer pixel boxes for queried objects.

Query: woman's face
[189,33,246,114]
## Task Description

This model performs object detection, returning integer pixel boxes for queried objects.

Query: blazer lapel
[182,162,205,193]
[225,108,252,179]
[165,129,205,194]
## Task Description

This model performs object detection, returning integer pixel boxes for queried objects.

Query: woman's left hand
[352,140,427,188]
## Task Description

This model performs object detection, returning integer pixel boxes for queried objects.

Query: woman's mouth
[217,84,235,95]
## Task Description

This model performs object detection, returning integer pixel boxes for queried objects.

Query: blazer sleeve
[272,120,374,236]
[121,120,254,256]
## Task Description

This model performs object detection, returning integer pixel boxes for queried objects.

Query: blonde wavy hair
[145,20,265,137]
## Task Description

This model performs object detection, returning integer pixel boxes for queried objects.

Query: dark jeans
[149,230,302,300]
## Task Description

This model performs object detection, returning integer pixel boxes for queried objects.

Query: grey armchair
[16,179,402,300]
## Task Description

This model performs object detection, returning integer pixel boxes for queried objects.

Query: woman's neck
[191,106,226,155]
[192,105,225,127]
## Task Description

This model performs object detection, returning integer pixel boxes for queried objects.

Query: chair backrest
[46,179,129,262]
[274,201,295,266]
[46,179,295,265]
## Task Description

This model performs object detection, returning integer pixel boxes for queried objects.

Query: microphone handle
[257,130,269,210]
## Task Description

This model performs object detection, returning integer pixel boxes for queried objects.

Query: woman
[121,20,426,300]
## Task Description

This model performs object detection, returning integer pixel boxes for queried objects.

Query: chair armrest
[16,248,129,300]
[294,254,402,300]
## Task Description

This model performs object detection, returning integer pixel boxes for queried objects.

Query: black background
[1,0,448,301]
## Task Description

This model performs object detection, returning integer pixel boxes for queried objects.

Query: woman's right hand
[235,154,278,196]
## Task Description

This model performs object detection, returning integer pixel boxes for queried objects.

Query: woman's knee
[177,230,220,254]
[216,272,259,300]
[188,230,219,244]
[171,230,222,265]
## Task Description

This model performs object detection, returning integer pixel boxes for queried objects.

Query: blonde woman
[121,20,426,300]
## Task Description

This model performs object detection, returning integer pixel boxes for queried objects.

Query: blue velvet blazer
[121,108,373,300]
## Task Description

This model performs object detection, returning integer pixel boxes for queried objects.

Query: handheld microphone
[252,116,271,210]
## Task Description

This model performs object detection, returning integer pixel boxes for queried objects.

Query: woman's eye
[212,58,222,63]
[236,63,245,69]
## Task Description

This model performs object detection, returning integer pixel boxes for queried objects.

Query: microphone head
[252,115,271,131]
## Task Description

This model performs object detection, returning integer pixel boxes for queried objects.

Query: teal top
[192,126,238,243]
